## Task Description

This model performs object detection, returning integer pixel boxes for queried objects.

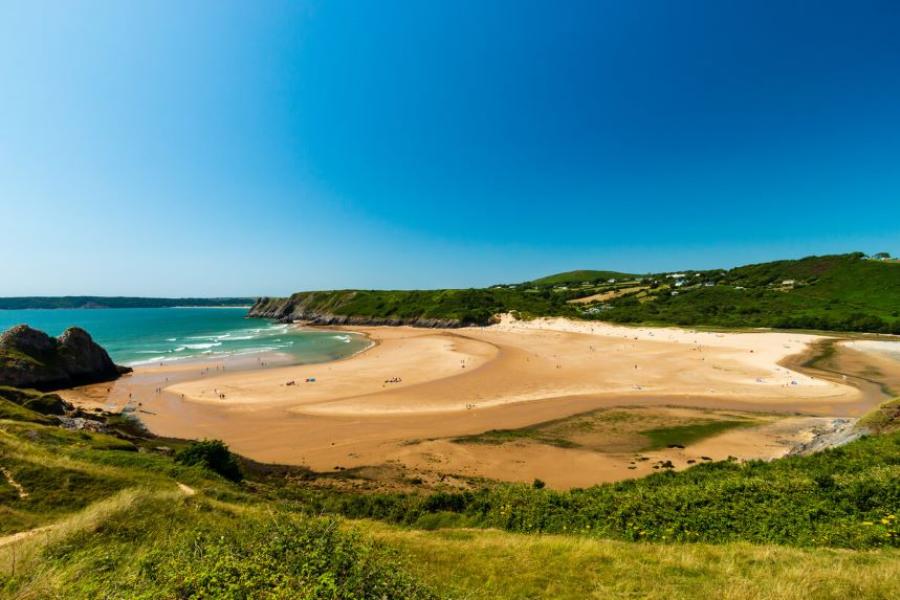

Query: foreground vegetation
[287,430,900,549]
[2,391,899,597]
[0,417,436,598]
[361,521,900,600]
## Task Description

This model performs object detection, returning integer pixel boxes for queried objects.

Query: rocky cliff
[248,293,467,328]
[0,324,132,390]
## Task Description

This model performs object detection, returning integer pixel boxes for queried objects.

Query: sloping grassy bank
[356,521,900,600]
[287,432,900,549]
[0,417,436,599]
[4,494,436,599]
[2,402,899,598]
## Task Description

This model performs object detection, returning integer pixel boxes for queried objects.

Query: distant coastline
[0,297,254,310]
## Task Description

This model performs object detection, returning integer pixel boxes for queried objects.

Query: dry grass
[354,520,900,600]
[452,406,764,453]
[568,286,648,305]
[0,487,152,577]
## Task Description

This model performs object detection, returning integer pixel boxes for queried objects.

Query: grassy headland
[251,253,900,333]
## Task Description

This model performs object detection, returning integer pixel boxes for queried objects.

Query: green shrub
[175,439,243,482]
[296,432,900,549]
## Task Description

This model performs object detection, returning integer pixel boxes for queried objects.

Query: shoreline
[60,316,897,488]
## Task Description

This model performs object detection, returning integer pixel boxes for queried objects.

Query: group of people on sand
[384,376,402,384]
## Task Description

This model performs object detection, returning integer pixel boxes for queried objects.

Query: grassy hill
[529,269,637,286]
[593,253,900,333]
[249,288,574,326]
[251,253,899,333]
[1,393,898,598]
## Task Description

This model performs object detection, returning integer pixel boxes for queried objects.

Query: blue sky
[1,1,898,296]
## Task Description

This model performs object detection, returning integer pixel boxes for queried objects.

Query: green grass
[451,408,760,452]
[858,397,900,434]
[596,253,900,333]
[2,398,900,598]
[0,397,54,424]
[451,427,578,448]
[0,386,69,416]
[529,270,637,286]
[357,521,900,600]
[2,493,437,599]
[640,419,754,450]
[297,432,900,549]
[0,416,436,599]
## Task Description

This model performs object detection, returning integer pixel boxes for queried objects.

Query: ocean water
[0,307,370,366]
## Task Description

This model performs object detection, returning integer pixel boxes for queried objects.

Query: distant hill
[592,253,899,333]
[530,270,638,286]
[0,297,253,310]
[252,253,899,334]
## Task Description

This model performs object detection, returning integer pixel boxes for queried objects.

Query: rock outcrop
[0,324,131,390]
[248,294,467,328]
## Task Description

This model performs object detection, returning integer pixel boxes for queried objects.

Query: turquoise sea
[0,307,369,366]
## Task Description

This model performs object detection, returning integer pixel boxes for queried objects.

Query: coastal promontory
[0,324,132,390]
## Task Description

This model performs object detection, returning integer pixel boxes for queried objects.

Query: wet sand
[62,317,898,488]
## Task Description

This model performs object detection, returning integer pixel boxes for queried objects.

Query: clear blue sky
[1,1,898,296]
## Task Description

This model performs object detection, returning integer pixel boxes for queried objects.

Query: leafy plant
[175,439,243,482]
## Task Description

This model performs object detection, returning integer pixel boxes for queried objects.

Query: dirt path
[0,465,28,499]
[0,482,197,551]
[0,526,52,549]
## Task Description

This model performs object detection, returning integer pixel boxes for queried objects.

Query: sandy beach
[64,316,896,488]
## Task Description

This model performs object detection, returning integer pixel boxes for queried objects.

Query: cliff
[0,324,132,390]
[248,291,473,328]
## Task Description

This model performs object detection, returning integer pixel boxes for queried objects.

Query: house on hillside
[782,279,796,287]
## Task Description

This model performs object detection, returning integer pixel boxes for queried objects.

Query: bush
[175,439,243,482]
[297,432,900,549]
